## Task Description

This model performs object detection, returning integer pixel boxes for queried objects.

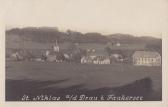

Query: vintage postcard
[0,0,168,107]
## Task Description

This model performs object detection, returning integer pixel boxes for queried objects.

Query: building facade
[81,56,110,64]
[132,51,161,66]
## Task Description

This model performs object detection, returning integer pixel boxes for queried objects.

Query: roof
[82,56,109,61]
[93,56,109,60]
[133,51,161,58]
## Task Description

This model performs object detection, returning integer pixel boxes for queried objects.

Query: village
[6,40,161,67]
[4,0,165,101]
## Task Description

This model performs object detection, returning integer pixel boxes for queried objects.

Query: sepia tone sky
[5,0,168,38]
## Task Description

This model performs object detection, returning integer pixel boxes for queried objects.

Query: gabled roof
[133,51,161,58]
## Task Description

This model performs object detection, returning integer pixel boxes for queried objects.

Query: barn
[132,51,161,66]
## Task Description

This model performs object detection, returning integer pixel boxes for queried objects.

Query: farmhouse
[132,51,161,66]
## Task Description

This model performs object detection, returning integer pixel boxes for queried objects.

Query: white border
[0,0,168,107]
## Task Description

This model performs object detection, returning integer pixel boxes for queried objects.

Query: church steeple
[53,40,59,52]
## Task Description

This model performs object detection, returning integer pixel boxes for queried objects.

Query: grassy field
[5,61,162,101]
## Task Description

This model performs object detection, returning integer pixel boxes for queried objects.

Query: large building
[132,51,161,66]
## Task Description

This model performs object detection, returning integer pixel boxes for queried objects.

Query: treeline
[6,27,109,43]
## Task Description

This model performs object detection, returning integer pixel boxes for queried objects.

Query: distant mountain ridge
[6,27,161,43]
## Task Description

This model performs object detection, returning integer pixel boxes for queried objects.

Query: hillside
[6,27,162,53]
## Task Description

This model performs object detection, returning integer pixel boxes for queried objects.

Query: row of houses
[80,51,161,66]
[6,41,162,66]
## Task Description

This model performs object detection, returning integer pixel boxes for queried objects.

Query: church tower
[53,40,59,52]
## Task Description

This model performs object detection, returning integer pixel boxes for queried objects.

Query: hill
[6,27,162,53]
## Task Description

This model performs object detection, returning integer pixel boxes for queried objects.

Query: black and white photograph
[4,0,167,102]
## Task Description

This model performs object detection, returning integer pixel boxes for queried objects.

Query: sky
[5,0,168,38]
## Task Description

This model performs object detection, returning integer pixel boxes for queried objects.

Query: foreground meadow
[5,61,162,101]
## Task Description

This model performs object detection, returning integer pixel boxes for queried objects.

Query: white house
[81,56,93,64]
[81,56,110,64]
[93,56,110,64]
[132,51,161,66]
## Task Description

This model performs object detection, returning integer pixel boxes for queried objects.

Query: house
[80,44,111,64]
[46,41,64,62]
[81,56,93,64]
[46,51,64,62]
[110,53,123,63]
[132,51,161,66]
[93,56,110,64]
[46,54,57,62]
[81,56,110,64]
[10,52,23,61]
